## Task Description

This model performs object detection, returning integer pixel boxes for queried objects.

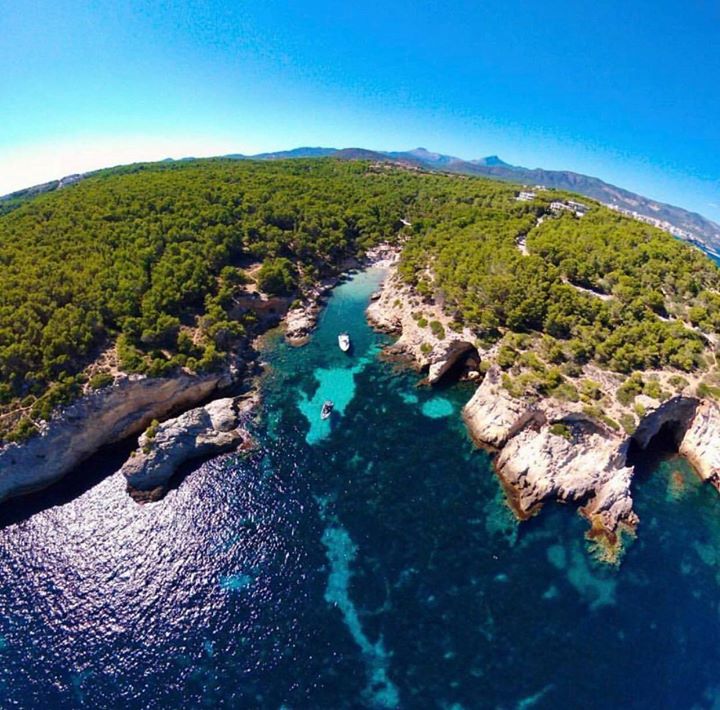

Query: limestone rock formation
[462,366,540,448]
[285,274,343,345]
[122,393,258,500]
[632,395,699,449]
[0,370,235,503]
[462,366,638,539]
[285,302,322,345]
[366,268,481,382]
[494,414,636,536]
[679,400,720,490]
[427,340,480,385]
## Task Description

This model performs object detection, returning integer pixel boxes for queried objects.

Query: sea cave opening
[627,420,687,480]
[431,342,481,386]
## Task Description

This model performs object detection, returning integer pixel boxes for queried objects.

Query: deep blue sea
[2,267,720,708]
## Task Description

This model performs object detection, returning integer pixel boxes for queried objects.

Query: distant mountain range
[3,146,719,253]
[237,147,720,253]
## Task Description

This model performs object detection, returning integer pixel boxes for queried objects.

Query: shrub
[497,345,517,370]
[142,418,160,454]
[552,382,580,402]
[668,375,689,392]
[600,414,620,431]
[579,379,602,401]
[5,417,39,443]
[429,320,446,339]
[617,374,644,406]
[89,372,114,390]
[619,413,636,435]
[643,380,669,401]
[697,381,720,400]
[549,423,572,440]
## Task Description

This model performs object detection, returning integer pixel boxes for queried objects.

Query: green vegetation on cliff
[2,156,720,441]
[0,159,422,438]
[399,191,720,374]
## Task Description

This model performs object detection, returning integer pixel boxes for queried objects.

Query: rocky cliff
[122,392,258,501]
[0,369,235,503]
[368,261,720,552]
[462,370,720,551]
[366,261,480,385]
[463,366,637,543]
[679,400,720,490]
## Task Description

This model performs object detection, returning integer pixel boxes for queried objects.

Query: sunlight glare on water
[1,267,720,707]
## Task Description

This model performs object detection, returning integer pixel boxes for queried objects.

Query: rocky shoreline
[366,258,720,558]
[122,392,259,502]
[0,244,398,507]
[0,368,237,504]
[6,248,720,552]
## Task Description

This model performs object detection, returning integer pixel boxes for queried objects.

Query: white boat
[338,333,351,352]
[321,400,334,420]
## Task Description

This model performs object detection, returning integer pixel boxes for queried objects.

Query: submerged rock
[122,393,259,501]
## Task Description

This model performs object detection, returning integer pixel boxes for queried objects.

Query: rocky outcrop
[679,400,720,490]
[286,301,324,345]
[122,393,258,501]
[630,394,720,489]
[427,340,480,385]
[366,264,482,382]
[463,375,720,545]
[463,369,637,539]
[632,395,699,449]
[462,366,540,448]
[495,414,636,538]
[0,370,235,503]
[367,257,720,551]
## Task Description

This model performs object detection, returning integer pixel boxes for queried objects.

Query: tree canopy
[1,156,719,441]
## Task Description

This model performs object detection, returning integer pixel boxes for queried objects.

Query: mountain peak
[471,155,509,167]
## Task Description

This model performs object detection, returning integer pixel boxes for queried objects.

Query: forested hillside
[400,199,720,374]
[0,159,427,439]
[2,156,719,442]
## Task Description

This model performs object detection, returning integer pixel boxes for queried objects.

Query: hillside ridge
[3,147,718,252]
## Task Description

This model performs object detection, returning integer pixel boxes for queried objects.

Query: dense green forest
[0,159,425,439]
[399,191,720,374]
[1,156,719,442]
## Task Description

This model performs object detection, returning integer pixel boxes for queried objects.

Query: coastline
[365,256,720,559]
[0,244,399,507]
[6,244,720,559]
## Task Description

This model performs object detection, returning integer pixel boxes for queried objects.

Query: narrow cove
[0,267,719,707]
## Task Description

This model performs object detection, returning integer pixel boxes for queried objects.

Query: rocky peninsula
[368,259,720,557]
[122,392,259,501]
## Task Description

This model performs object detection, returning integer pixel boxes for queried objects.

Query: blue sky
[1,0,719,221]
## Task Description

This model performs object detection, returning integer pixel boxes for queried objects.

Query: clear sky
[1,0,719,221]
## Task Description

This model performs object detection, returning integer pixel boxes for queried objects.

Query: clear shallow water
[1,268,720,708]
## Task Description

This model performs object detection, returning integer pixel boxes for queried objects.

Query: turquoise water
[1,266,720,707]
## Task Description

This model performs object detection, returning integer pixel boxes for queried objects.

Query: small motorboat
[321,400,334,420]
[338,333,351,352]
